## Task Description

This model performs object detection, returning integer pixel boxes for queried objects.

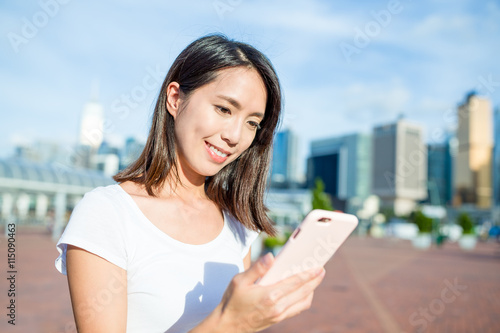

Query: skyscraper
[307,133,372,211]
[493,107,500,221]
[79,81,104,150]
[372,119,427,216]
[271,128,299,186]
[453,93,493,208]
[426,140,453,206]
[121,137,145,170]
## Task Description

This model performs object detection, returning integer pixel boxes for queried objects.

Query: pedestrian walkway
[1,227,74,333]
[263,236,500,333]
[1,228,499,332]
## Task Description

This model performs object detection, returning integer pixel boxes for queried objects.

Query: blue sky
[1,0,499,176]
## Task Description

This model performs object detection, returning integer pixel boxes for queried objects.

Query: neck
[156,170,207,201]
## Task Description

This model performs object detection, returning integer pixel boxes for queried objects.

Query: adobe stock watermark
[475,74,499,96]
[408,277,467,332]
[236,283,303,332]
[427,73,498,152]
[281,234,338,279]
[7,0,72,54]
[56,269,127,333]
[74,64,165,150]
[384,137,426,192]
[212,0,243,20]
[339,0,404,63]
[234,236,335,332]
[110,65,165,123]
[47,65,164,185]
[382,72,497,192]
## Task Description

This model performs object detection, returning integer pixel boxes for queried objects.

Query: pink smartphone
[258,209,358,286]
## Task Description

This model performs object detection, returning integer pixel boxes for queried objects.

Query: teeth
[208,144,227,157]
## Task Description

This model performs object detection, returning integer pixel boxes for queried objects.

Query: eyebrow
[216,95,265,119]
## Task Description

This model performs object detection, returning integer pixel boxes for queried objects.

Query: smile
[205,141,231,163]
[208,143,228,157]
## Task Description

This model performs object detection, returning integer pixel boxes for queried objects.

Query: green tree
[411,210,433,234]
[311,178,334,211]
[380,207,395,222]
[457,212,475,235]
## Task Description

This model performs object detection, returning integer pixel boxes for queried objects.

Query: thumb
[241,252,274,284]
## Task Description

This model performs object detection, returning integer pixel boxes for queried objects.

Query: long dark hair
[114,34,281,235]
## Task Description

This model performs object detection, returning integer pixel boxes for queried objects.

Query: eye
[216,105,231,114]
[248,121,261,130]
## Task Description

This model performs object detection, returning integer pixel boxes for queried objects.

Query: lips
[205,141,231,163]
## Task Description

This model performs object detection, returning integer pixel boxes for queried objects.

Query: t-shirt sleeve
[55,188,128,275]
[241,227,260,259]
[224,211,261,259]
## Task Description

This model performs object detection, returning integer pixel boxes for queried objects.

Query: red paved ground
[0,227,74,333]
[1,228,499,332]
[263,237,500,333]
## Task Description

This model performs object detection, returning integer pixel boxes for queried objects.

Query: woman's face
[167,66,267,181]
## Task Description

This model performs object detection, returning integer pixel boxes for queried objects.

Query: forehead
[198,67,268,112]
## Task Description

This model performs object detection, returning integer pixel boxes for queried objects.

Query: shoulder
[69,184,132,226]
[56,184,132,274]
[70,184,125,217]
[83,184,123,201]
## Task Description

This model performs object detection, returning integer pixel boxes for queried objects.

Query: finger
[274,267,324,296]
[275,292,315,323]
[262,267,323,312]
[274,269,325,312]
[239,253,274,285]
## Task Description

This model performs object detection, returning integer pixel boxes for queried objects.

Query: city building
[0,158,113,239]
[72,145,94,170]
[426,140,453,206]
[270,128,299,187]
[493,107,500,223]
[79,83,104,150]
[307,133,372,212]
[453,92,493,208]
[14,141,67,165]
[92,141,121,177]
[265,188,312,229]
[372,119,427,216]
[120,137,145,170]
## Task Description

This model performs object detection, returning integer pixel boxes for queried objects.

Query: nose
[221,118,243,147]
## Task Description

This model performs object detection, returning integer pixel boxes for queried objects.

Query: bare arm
[243,246,252,270]
[66,245,127,333]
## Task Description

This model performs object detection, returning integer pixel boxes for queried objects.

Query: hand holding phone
[258,209,358,286]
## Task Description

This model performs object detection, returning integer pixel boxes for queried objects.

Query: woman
[55,34,325,332]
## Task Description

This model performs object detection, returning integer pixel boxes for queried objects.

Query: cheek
[173,121,197,154]
[175,112,211,143]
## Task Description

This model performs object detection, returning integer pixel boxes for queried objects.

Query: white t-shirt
[55,184,259,333]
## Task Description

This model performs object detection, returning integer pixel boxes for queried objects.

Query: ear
[166,82,181,119]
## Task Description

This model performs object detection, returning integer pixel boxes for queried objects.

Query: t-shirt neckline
[114,184,228,250]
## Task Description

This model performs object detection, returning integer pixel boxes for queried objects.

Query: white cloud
[412,14,472,37]
[0,0,498,166]
[241,5,353,37]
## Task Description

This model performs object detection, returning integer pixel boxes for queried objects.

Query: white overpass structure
[0,159,113,240]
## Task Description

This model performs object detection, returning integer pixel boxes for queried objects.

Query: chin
[196,166,223,178]
[198,157,237,178]
[204,163,232,178]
